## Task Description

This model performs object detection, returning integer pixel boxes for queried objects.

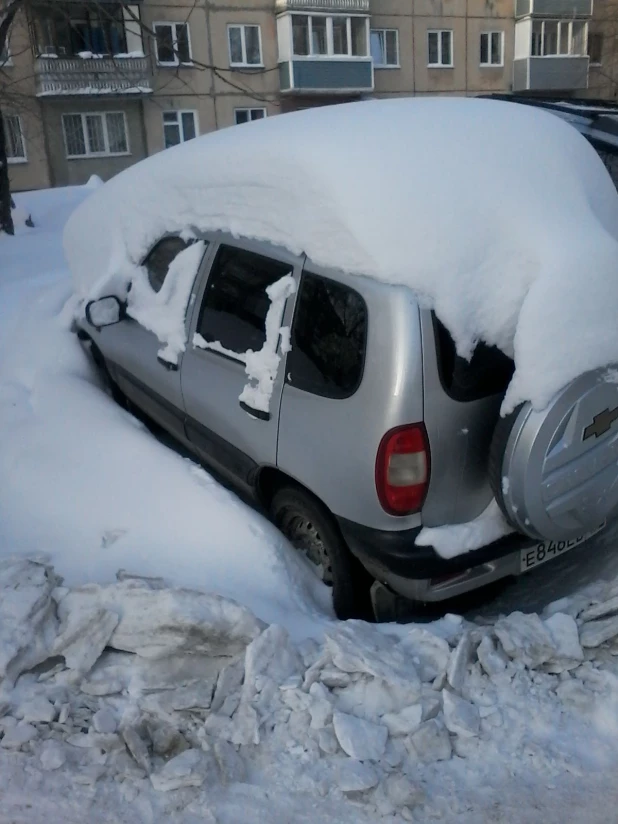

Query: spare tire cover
[494,367,618,541]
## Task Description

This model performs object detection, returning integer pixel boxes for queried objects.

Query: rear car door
[181,236,301,491]
[101,235,210,442]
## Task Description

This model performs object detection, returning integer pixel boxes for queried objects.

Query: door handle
[239,401,270,421]
[157,355,178,371]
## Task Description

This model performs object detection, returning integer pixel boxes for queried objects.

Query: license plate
[520,524,605,573]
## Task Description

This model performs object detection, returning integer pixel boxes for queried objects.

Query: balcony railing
[279,57,373,94]
[515,0,593,18]
[35,56,152,96]
[276,0,369,13]
[513,55,590,90]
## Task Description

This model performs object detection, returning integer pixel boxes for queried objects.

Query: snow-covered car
[66,98,618,621]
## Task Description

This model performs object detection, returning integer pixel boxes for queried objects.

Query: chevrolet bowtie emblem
[583,406,618,440]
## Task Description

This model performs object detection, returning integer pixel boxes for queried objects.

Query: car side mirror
[85,295,126,329]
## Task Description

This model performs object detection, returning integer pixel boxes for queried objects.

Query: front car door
[180,235,302,492]
[99,235,211,442]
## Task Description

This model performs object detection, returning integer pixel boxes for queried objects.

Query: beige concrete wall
[3,9,52,190]
[142,93,217,153]
[583,0,618,99]
[41,98,148,186]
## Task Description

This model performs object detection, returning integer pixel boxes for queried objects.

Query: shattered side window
[196,245,292,355]
[433,316,514,401]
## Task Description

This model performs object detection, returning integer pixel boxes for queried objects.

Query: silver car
[78,229,618,620]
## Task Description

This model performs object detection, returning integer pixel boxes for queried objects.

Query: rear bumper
[337,516,534,602]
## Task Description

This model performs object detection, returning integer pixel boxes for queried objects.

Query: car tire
[270,486,374,621]
[487,367,618,541]
[488,405,522,529]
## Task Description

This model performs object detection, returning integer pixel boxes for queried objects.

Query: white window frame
[290,14,370,60]
[153,22,193,67]
[370,28,399,68]
[162,110,198,148]
[3,114,26,163]
[480,30,504,67]
[227,24,263,67]
[427,29,453,68]
[234,107,267,125]
[530,19,588,57]
[62,111,130,159]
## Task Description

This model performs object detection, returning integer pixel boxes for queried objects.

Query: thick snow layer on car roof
[64,97,618,412]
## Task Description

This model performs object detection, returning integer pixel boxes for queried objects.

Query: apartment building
[0,0,609,192]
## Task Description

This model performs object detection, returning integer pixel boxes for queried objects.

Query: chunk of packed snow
[446,631,473,692]
[332,710,388,762]
[543,613,584,662]
[324,623,421,695]
[416,499,513,559]
[0,558,59,686]
[408,719,452,762]
[55,580,265,659]
[398,627,450,683]
[494,612,557,668]
[65,97,618,413]
[442,690,480,738]
[580,615,618,648]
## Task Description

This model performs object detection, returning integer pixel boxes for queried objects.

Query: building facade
[1,0,612,192]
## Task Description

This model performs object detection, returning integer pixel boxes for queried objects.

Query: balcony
[276,0,369,11]
[35,56,152,97]
[277,11,373,94]
[513,56,590,90]
[515,0,592,18]
[279,58,373,93]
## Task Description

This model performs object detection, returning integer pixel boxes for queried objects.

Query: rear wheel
[270,486,374,621]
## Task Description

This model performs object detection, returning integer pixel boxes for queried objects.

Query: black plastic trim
[337,515,532,580]
[239,401,270,421]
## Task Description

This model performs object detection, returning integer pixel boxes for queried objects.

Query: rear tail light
[375,424,430,515]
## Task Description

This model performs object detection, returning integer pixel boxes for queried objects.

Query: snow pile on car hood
[64,97,618,412]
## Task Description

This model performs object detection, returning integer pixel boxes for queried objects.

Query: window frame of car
[186,233,304,367]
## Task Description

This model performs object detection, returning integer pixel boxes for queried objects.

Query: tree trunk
[0,0,25,235]
[0,106,14,235]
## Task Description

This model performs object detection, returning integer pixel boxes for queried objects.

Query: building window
[290,15,368,58]
[588,32,603,65]
[427,30,453,67]
[480,31,503,66]
[531,20,587,57]
[153,22,191,66]
[163,110,197,148]
[235,108,266,125]
[34,2,133,57]
[370,29,399,67]
[3,115,26,163]
[62,112,129,158]
[228,24,262,67]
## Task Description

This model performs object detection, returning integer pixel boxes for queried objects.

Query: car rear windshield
[433,315,514,402]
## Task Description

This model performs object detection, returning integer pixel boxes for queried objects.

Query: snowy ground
[3,185,618,822]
